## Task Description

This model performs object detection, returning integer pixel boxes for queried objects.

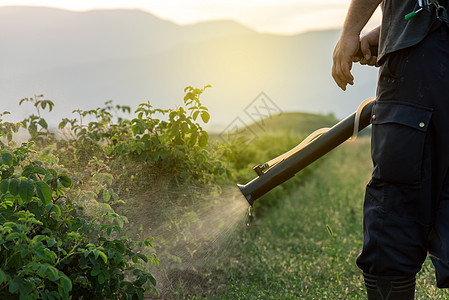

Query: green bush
[0,145,157,299]
[0,86,229,298]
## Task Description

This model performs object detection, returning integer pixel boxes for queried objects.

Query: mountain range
[0,6,379,132]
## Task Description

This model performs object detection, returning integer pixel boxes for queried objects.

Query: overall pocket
[371,101,433,185]
[380,49,408,80]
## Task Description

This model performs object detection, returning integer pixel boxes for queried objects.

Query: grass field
[201,137,449,299]
[147,110,449,299]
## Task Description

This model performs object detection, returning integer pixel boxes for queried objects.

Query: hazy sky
[0,0,382,34]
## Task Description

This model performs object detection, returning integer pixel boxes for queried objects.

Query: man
[332,0,449,299]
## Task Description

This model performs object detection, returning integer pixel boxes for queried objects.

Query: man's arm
[332,0,382,90]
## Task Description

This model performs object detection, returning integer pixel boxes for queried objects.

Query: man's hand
[332,33,360,91]
[332,26,381,90]
[357,26,380,67]
[330,0,382,91]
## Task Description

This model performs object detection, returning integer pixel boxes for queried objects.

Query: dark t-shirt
[378,0,439,62]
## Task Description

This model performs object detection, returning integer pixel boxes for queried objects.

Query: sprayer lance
[237,98,375,206]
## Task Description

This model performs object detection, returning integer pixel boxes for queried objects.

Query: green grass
[201,137,449,299]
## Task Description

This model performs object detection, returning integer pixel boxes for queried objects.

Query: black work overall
[356,24,449,288]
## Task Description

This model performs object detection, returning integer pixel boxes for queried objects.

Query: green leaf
[137,253,148,263]
[5,232,19,241]
[32,235,48,243]
[29,122,38,137]
[9,178,19,195]
[36,249,48,260]
[45,203,53,213]
[38,118,48,129]
[9,278,19,293]
[34,166,47,176]
[149,274,157,286]
[0,179,9,194]
[98,273,105,284]
[144,238,153,247]
[47,238,57,247]
[0,152,14,167]
[38,264,49,277]
[94,250,99,260]
[98,251,108,263]
[198,133,208,147]
[103,189,111,202]
[47,101,55,112]
[189,132,198,146]
[0,269,7,285]
[137,289,144,300]
[200,111,210,123]
[49,169,58,178]
[58,119,68,129]
[61,275,72,293]
[46,266,60,281]
[184,92,195,102]
[57,174,72,187]
[52,205,61,217]
[91,265,101,277]
[181,122,189,133]
[192,111,199,121]
[22,165,35,178]
[36,181,52,205]
[169,111,178,120]
[19,179,34,203]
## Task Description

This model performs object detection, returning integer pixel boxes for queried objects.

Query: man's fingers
[331,34,359,90]
[359,55,378,66]
[331,65,346,90]
[368,56,378,66]
[339,60,354,86]
[332,59,353,90]
[360,38,372,60]
[331,64,344,90]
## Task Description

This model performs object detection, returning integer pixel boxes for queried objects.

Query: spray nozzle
[253,163,269,176]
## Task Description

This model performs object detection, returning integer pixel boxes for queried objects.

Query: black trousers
[356,24,449,288]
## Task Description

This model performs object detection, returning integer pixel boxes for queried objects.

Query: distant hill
[213,111,370,147]
[0,6,379,130]
[210,111,339,149]
[0,6,253,76]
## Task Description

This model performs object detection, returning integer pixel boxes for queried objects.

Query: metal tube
[237,100,374,206]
